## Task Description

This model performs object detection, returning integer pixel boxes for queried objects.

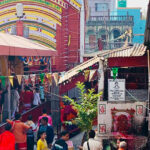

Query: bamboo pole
[98,58,104,101]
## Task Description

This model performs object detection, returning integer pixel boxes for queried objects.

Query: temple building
[0,0,81,72]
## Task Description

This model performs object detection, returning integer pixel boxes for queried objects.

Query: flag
[53,73,59,86]
[23,75,29,85]
[84,70,90,81]
[8,76,14,86]
[40,73,45,84]
[89,70,96,81]
[30,74,36,86]
[17,75,22,85]
[0,76,6,87]
[46,73,52,86]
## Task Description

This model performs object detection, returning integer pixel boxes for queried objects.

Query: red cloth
[17,142,27,150]
[98,38,103,51]
[38,114,53,126]
[21,91,34,104]
[20,91,34,112]
[0,131,15,150]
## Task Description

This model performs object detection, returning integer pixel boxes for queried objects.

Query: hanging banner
[0,76,6,87]
[53,73,59,86]
[16,75,22,85]
[89,70,96,82]
[23,75,29,85]
[108,79,125,101]
[8,76,14,87]
[84,70,90,81]
[46,73,52,86]
[30,74,36,86]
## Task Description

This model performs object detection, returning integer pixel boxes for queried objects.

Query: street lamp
[15,3,25,36]
[16,3,25,19]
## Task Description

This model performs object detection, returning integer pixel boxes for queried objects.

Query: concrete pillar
[98,58,104,101]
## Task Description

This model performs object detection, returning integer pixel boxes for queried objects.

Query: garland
[18,56,50,65]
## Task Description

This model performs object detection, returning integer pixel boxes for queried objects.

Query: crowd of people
[0,108,71,150]
[0,81,45,123]
[0,107,128,150]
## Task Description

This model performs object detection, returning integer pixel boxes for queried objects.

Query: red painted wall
[16,21,24,36]
[54,3,80,72]
[108,56,148,67]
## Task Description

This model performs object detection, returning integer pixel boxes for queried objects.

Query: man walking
[38,117,54,148]
[7,113,30,150]
[11,87,20,118]
[52,130,69,150]
[83,130,103,150]
[38,108,52,126]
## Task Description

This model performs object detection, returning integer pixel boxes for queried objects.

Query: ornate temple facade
[0,0,81,71]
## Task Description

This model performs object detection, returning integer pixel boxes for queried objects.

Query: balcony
[86,16,134,26]
[85,42,125,53]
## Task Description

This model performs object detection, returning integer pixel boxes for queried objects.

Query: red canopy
[0,33,56,56]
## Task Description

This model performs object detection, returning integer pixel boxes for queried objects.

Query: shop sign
[118,0,127,8]
[108,79,125,101]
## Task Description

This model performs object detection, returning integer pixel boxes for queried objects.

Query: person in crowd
[83,130,103,150]
[52,130,69,150]
[38,108,52,126]
[0,123,15,150]
[7,113,30,150]
[20,86,34,112]
[0,85,8,122]
[25,115,36,150]
[33,88,41,107]
[39,81,45,103]
[37,131,48,150]
[38,117,54,148]
[118,141,127,150]
[11,86,20,118]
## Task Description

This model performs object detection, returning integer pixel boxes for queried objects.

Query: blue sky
[76,0,83,4]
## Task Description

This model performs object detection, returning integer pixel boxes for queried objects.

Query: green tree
[64,82,102,140]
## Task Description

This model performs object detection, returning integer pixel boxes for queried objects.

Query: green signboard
[118,0,127,7]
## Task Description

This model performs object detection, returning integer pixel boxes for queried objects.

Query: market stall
[0,32,56,122]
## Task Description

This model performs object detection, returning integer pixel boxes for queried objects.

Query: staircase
[0,101,51,134]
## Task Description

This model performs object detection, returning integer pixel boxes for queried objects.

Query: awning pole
[147,50,150,132]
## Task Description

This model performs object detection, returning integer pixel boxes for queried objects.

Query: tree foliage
[64,82,102,132]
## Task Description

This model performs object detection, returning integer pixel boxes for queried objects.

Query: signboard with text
[108,79,125,101]
[118,0,127,8]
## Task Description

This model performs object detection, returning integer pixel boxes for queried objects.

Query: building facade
[88,0,116,17]
[0,0,81,72]
[85,15,134,53]
[117,8,146,44]
[85,0,134,53]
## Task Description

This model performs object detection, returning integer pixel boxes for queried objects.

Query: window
[95,3,108,12]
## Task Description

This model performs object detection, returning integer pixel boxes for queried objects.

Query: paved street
[70,132,84,150]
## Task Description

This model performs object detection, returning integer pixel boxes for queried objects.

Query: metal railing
[87,15,134,26]
[85,42,125,53]
[88,16,134,22]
